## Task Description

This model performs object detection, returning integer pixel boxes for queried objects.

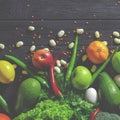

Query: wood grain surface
[0,0,120,118]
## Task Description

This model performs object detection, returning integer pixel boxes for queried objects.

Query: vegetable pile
[0,30,120,120]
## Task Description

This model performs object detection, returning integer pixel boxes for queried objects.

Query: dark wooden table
[0,0,120,118]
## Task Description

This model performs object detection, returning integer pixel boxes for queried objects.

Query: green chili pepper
[92,47,118,84]
[65,35,79,85]
[5,55,49,88]
[0,95,9,113]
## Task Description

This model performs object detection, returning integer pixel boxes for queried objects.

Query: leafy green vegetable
[60,91,97,120]
[13,100,73,120]
[95,112,120,120]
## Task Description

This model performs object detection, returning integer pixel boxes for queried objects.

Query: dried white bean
[28,26,35,31]
[57,30,65,37]
[56,60,61,67]
[95,31,100,39]
[113,31,120,37]
[76,28,84,35]
[49,39,56,47]
[16,41,24,47]
[54,66,61,73]
[60,59,67,65]
[114,38,120,44]
[102,41,108,46]
[68,42,74,49]
[0,43,5,49]
[30,45,36,52]
[44,48,49,51]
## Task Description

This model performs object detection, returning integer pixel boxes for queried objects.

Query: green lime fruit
[71,66,92,90]
[112,51,120,73]
[15,78,41,112]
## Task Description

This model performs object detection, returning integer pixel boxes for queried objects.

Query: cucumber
[98,72,120,106]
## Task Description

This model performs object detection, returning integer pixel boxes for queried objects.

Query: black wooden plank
[0,20,119,47]
[0,0,120,20]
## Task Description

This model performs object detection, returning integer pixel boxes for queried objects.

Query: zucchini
[98,72,120,106]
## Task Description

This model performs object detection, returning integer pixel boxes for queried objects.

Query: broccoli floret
[13,100,73,120]
[95,112,120,120]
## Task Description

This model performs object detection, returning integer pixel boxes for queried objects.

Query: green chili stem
[0,95,9,113]
[5,55,49,88]
[92,47,118,84]
[65,35,79,83]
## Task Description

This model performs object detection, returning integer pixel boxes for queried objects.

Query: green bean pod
[65,35,79,83]
[0,95,9,113]
[5,55,49,88]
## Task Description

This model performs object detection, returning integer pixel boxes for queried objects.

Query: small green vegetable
[65,35,79,85]
[5,55,49,88]
[0,95,9,113]
[95,111,120,120]
[92,47,118,84]
[98,72,120,106]
[13,100,73,120]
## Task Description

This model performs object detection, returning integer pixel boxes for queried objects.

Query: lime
[0,60,15,84]
[15,78,41,112]
[19,78,41,102]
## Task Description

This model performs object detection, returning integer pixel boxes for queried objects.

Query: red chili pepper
[89,108,100,120]
[32,49,64,98]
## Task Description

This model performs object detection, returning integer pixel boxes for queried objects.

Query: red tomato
[0,113,11,120]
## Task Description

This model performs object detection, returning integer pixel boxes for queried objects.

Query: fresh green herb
[13,100,73,120]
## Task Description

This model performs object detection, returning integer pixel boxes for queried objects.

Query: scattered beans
[16,41,24,48]
[68,42,74,49]
[91,65,97,73]
[56,60,61,67]
[102,41,108,46]
[114,38,120,44]
[22,70,28,74]
[95,31,100,39]
[30,45,36,52]
[12,64,17,69]
[0,43,5,50]
[49,39,56,47]
[28,26,35,31]
[76,28,84,35]
[57,30,65,37]
[113,31,120,37]
[60,59,67,65]
[44,48,49,51]
[54,66,61,73]
[82,54,87,62]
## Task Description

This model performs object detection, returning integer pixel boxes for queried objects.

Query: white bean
[0,43,5,49]
[28,26,35,31]
[56,60,61,67]
[102,41,108,46]
[60,59,67,65]
[54,66,61,73]
[16,41,24,47]
[114,38,120,44]
[44,48,49,51]
[30,45,36,52]
[49,39,56,47]
[68,42,74,49]
[76,28,84,35]
[57,30,65,37]
[113,31,120,37]
[95,31,100,38]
